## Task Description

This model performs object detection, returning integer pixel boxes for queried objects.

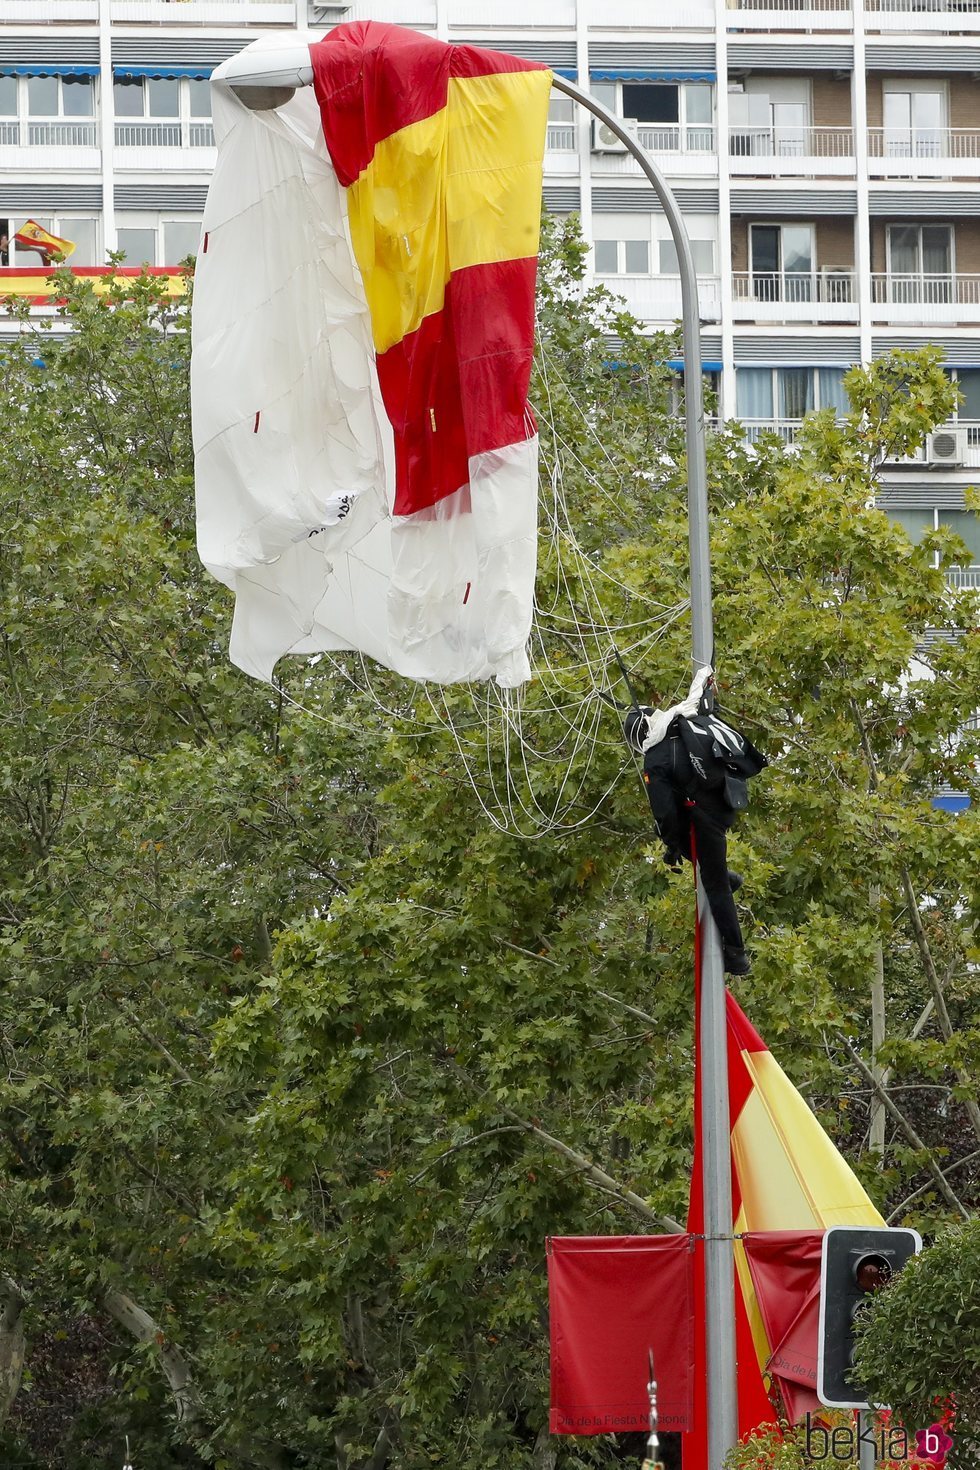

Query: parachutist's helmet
[623,706,655,754]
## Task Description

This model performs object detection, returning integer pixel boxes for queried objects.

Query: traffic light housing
[817,1225,921,1409]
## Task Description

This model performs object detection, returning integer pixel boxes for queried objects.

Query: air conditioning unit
[591,117,632,154]
[926,427,967,466]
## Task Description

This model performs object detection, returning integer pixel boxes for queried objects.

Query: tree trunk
[0,1278,26,1427]
[870,887,886,1157]
[101,1285,203,1429]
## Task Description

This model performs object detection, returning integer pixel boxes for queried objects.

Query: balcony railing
[115,121,214,148]
[727,0,852,27]
[867,0,980,12]
[739,419,805,444]
[26,120,98,146]
[546,123,576,152]
[634,123,715,152]
[733,270,855,302]
[868,127,980,164]
[729,125,853,158]
[872,273,980,310]
[947,565,980,588]
[872,273,980,303]
[729,0,849,8]
[0,120,99,146]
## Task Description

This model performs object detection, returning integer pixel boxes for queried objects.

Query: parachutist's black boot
[723,945,751,977]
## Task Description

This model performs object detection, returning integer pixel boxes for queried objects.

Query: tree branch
[836,1035,971,1220]
[100,1284,203,1428]
[899,867,980,1146]
[443,1059,683,1233]
[111,994,194,1085]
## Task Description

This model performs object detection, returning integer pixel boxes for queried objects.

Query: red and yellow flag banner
[13,220,76,261]
[310,23,550,520]
[0,267,187,303]
[686,992,884,1464]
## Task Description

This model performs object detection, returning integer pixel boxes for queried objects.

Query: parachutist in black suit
[624,668,765,977]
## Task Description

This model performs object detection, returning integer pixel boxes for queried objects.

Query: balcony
[732,270,859,322]
[112,0,296,19]
[448,0,575,18]
[867,128,980,178]
[0,0,97,15]
[0,119,100,170]
[871,273,980,323]
[888,419,980,467]
[866,0,980,31]
[727,0,853,30]
[593,125,718,178]
[114,120,216,170]
[597,273,722,323]
[728,126,855,177]
[546,123,578,175]
[739,419,805,444]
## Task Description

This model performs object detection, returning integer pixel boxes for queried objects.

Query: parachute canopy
[192,24,551,687]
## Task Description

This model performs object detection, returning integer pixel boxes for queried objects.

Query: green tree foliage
[0,230,978,1466]
[853,1220,980,1466]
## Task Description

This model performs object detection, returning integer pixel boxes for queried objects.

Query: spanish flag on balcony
[684,991,884,1466]
[194,26,551,689]
[13,220,75,262]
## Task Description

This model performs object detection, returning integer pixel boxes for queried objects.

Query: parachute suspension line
[273,303,695,839]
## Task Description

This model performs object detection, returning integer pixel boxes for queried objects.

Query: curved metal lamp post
[220,52,739,1470]
[551,76,738,1470]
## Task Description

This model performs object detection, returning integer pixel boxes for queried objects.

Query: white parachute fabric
[192,37,537,687]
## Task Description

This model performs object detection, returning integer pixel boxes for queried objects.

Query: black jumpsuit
[641,722,744,956]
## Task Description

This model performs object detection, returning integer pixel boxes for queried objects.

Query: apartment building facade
[1,0,978,582]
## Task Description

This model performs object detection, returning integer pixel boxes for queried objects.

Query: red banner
[547,1234,694,1435]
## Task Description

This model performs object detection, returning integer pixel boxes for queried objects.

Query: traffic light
[817,1225,922,1408]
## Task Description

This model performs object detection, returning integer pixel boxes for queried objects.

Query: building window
[659,238,716,275]
[591,79,714,151]
[546,91,575,151]
[955,369,980,425]
[882,79,946,159]
[749,224,814,302]
[594,238,650,274]
[0,214,97,267]
[116,216,204,267]
[163,219,202,263]
[27,74,94,119]
[117,227,158,266]
[0,74,96,146]
[886,224,953,303]
[113,77,213,148]
[736,367,848,430]
[890,506,980,568]
[730,78,812,158]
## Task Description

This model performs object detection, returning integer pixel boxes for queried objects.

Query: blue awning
[591,69,716,82]
[0,64,98,78]
[113,64,212,81]
[668,358,723,374]
[933,794,971,812]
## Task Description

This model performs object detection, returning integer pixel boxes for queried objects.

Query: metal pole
[858,1410,876,1470]
[552,76,738,1470]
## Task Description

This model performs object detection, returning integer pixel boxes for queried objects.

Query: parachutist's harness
[621,672,766,974]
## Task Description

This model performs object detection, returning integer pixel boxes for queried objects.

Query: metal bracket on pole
[551,76,738,1469]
